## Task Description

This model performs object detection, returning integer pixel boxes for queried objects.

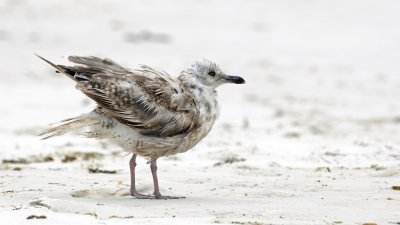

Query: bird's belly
[88,99,220,158]
[90,121,141,147]
[89,119,185,157]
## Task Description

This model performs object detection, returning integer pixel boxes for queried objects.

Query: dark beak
[224,75,246,84]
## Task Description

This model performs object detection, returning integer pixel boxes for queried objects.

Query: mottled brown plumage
[37,54,245,199]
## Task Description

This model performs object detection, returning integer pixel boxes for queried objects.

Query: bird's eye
[208,71,216,77]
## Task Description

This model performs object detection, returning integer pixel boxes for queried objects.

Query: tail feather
[40,116,98,140]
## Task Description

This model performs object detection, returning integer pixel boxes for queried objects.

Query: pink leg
[150,158,185,199]
[129,153,152,199]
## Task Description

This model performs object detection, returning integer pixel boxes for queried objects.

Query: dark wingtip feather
[35,53,77,81]
[58,65,76,76]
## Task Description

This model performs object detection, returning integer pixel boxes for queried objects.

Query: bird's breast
[196,96,220,136]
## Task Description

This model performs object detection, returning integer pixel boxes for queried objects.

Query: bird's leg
[150,158,185,199]
[150,158,161,198]
[129,153,152,199]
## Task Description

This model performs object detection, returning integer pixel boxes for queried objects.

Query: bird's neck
[179,75,217,100]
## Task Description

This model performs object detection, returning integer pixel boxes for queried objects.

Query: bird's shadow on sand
[32,188,267,219]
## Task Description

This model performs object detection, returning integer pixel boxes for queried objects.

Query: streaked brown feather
[37,55,199,137]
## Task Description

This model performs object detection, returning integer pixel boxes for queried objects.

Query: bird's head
[181,60,245,89]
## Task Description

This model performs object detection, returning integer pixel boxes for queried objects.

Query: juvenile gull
[36,55,245,199]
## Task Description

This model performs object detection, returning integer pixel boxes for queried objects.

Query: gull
[36,55,245,199]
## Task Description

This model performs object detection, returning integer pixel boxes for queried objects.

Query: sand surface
[0,0,399,224]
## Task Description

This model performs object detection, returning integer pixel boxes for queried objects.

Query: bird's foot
[131,190,154,199]
[153,192,185,200]
[155,195,186,200]
[131,190,184,199]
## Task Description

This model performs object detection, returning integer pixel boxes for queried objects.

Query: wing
[38,55,198,137]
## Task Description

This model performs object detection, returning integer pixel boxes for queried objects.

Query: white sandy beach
[0,0,399,224]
